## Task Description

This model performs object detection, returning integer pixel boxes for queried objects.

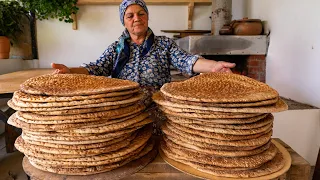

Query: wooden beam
[71,14,78,30]
[77,0,211,5]
[187,2,194,29]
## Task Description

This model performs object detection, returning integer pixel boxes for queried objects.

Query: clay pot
[0,36,10,59]
[219,25,233,35]
[232,18,263,35]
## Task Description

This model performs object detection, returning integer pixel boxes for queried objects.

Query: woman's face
[124,5,148,37]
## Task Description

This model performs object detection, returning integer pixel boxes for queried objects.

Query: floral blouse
[81,36,200,89]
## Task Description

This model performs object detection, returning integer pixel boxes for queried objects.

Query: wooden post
[188,2,194,30]
[211,0,232,35]
[72,14,78,30]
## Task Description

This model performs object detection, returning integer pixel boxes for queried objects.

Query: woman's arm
[167,38,235,75]
[51,63,89,74]
[192,58,236,73]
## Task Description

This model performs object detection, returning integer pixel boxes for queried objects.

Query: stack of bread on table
[153,72,289,178]
[7,74,154,175]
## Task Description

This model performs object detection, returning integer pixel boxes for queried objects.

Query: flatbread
[160,72,279,103]
[7,99,136,114]
[18,134,138,160]
[166,114,268,125]
[170,120,273,136]
[16,103,145,121]
[15,135,132,156]
[185,151,285,178]
[163,135,271,157]
[27,138,155,175]
[55,126,153,161]
[14,89,140,102]
[20,74,139,96]
[70,113,150,133]
[163,122,272,147]
[26,142,147,168]
[164,134,270,151]
[161,141,278,168]
[160,105,262,115]
[21,122,150,141]
[22,132,136,150]
[153,92,288,113]
[8,113,112,131]
[31,103,135,115]
[56,118,152,134]
[21,113,142,132]
[170,115,273,131]
[159,106,262,119]
[12,93,143,108]
[21,127,140,145]
[164,95,279,107]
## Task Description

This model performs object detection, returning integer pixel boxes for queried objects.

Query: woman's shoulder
[154,35,176,45]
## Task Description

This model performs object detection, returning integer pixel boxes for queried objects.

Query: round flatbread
[20,74,140,96]
[163,135,271,157]
[14,89,140,102]
[159,106,261,119]
[161,141,278,168]
[153,92,288,113]
[163,95,279,108]
[160,73,279,103]
[166,114,268,125]
[163,122,272,147]
[16,103,145,121]
[12,93,143,108]
[7,99,136,114]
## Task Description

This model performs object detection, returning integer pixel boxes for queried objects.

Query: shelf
[77,0,211,5]
[71,0,212,30]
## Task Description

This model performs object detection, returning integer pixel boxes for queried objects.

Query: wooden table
[0,68,53,152]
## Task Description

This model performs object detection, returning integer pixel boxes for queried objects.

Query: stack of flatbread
[7,74,154,175]
[152,72,289,178]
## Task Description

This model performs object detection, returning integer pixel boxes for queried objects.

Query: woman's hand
[51,63,89,75]
[51,63,71,74]
[210,61,236,73]
[193,58,236,73]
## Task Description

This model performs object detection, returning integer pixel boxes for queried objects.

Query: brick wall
[246,55,266,82]
[202,55,266,82]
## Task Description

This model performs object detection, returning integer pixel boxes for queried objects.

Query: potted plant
[0,1,28,59]
[19,0,79,23]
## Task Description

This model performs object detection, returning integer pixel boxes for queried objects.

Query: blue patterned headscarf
[119,0,149,26]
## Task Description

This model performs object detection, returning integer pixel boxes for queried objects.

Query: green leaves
[0,0,79,42]
[19,0,79,23]
[0,0,28,40]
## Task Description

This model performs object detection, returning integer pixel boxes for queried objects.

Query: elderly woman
[52,0,235,134]
[52,0,235,85]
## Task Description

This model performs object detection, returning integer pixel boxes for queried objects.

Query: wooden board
[0,69,53,94]
[275,138,311,180]
[22,146,158,180]
[160,139,291,180]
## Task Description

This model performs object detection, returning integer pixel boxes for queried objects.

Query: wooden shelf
[72,0,212,30]
[77,0,211,5]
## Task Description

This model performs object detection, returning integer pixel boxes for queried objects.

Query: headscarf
[119,0,149,26]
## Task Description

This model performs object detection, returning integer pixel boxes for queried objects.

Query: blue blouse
[81,36,200,89]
